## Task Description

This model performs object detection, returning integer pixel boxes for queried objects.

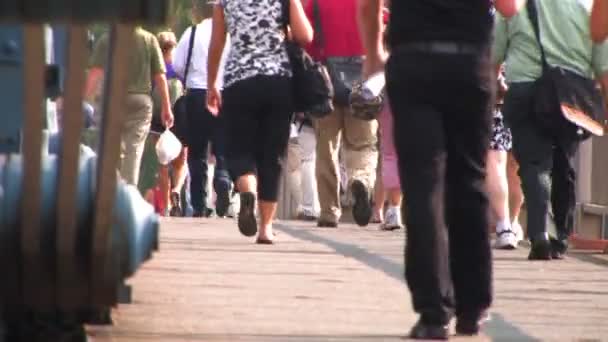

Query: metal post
[0,26,24,154]
[90,23,133,306]
[55,24,89,310]
[20,24,51,311]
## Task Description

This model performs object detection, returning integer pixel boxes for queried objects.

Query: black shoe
[169,192,182,217]
[215,186,231,218]
[455,311,490,336]
[528,239,552,260]
[317,220,338,228]
[351,180,372,227]
[408,319,448,340]
[238,192,258,237]
[550,238,568,260]
[193,207,214,218]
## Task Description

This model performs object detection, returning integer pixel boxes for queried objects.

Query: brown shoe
[317,220,338,228]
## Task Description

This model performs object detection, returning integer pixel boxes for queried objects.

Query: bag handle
[183,24,197,93]
[281,0,290,29]
[525,0,549,73]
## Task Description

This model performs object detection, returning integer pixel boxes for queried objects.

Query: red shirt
[305,0,364,60]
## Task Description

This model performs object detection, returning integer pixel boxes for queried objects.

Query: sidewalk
[88,218,608,341]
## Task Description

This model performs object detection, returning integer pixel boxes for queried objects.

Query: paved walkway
[88,218,608,341]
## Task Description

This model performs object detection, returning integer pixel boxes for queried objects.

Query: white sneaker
[495,228,518,250]
[512,221,524,243]
[381,206,403,231]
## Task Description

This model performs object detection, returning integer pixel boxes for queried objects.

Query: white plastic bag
[155,129,182,165]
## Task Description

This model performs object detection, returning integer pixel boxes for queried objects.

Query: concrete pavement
[88,218,608,341]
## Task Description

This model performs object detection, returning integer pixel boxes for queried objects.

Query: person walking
[488,69,524,248]
[207,0,313,243]
[174,0,233,218]
[86,27,174,186]
[151,31,189,217]
[493,0,608,260]
[305,0,379,228]
[359,0,495,338]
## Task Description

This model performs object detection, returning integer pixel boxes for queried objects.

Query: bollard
[0,2,168,339]
[0,151,159,313]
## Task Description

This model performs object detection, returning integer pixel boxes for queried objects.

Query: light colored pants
[299,125,320,215]
[379,102,401,189]
[315,105,378,222]
[120,94,153,186]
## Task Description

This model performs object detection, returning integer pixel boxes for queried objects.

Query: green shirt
[153,77,182,119]
[493,0,608,83]
[90,27,165,94]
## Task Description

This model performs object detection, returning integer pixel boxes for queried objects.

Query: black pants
[386,46,494,325]
[222,75,293,202]
[185,89,231,212]
[502,83,579,242]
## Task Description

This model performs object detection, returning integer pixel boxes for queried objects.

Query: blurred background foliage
[89,0,194,43]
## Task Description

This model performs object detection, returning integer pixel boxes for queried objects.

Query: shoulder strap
[312,0,325,58]
[183,25,197,87]
[525,0,548,71]
[281,0,290,28]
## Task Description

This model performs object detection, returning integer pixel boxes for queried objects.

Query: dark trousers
[386,46,494,325]
[222,75,293,202]
[185,89,231,212]
[502,83,579,242]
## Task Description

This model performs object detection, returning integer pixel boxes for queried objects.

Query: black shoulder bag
[526,0,605,140]
[281,0,334,117]
[313,0,362,107]
[172,25,197,131]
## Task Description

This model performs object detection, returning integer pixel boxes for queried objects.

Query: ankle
[496,219,512,232]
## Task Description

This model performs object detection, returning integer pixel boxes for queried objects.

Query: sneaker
[238,192,258,237]
[512,221,524,243]
[297,208,318,221]
[351,180,372,227]
[495,228,518,250]
[193,207,214,218]
[381,206,403,231]
[215,186,231,218]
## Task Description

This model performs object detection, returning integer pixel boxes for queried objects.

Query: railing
[0,2,169,338]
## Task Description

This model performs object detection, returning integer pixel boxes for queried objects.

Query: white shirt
[173,19,230,90]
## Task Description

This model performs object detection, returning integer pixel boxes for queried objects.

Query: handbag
[281,0,334,117]
[172,25,197,133]
[313,0,362,107]
[526,0,606,141]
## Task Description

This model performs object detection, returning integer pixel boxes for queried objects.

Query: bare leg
[507,152,524,231]
[373,177,386,223]
[236,173,257,194]
[387,187,402,207]
[486,150,509,230]
[171,147,189,194]
[158,165,170,216]
[258,200,277,240]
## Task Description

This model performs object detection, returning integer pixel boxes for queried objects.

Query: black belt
[397,42,481,55]
[187,88,206,93]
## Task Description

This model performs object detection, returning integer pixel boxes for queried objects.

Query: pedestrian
[487,69,524,249]
[306,0,379,228]
[174,0,233,218]
[493,0,608,260]
[86,27,174,186]
[150,31,190,217]
[359,0,495,338]
[207,0,313,243]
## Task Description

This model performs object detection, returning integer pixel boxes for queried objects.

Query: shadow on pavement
[275,223,538,342]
